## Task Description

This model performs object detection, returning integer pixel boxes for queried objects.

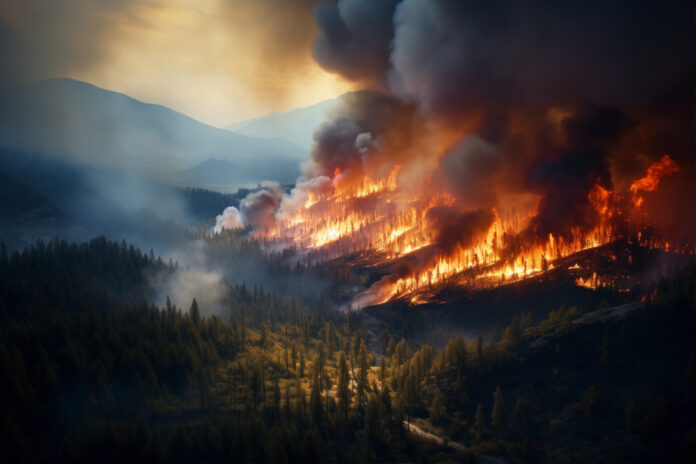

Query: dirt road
[403,420,508,464]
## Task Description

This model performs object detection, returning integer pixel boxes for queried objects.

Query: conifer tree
[357,340,369,409]
[492,385,505,428]
[471,403,487,443]
[337,352,351,422]
[189,299,201,327]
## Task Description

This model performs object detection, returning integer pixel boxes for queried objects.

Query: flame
[629,155,679,208]
[575,272,602,290]
[255,154,681,306]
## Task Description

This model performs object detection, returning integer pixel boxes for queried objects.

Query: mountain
[0,78,305,184]
[0,147,249,251]
[0,171,64,219]
[224,96,341,150]
[170,157,297,191]
[0,171,86,248]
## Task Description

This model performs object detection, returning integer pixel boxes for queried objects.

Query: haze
[0,0,353,126]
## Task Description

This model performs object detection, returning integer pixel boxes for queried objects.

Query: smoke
[426,207,496,254]
[147,238,229,317]
[240,183,284,230]
[151,267,229,318]
[213,206,244,233]
[312,0,401,87]
[305,90,427,181]
[210,182,286,234]
[437,136,502,208]
[219,0,324,103]
[308,0,693,242]
[210,0,693,307]
[276,175,332,220]
[314,0,691,118]
[521,107,633,242]
[311,0,693,152]
[0,0,140,87]
[297,89,463,219]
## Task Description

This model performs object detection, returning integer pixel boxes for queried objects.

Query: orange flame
[629,155,679,208]
[256,153,680,306]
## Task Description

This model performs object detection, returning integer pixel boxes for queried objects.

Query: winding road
[403,420,508,464]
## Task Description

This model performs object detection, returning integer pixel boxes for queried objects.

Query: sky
[0,0,354,126]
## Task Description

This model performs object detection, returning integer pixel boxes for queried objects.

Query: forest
[1,1,694,462]
[1,235,694,462]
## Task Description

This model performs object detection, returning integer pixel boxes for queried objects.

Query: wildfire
[251,151,681,307]
[629,155,679,208]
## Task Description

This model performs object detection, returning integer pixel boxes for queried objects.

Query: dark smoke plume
[426,207,496,254]
[309,0,693,244]
[522,107,633,241]
[307,90,425,180]
[240,184,283,230]
[312,0,401,86]
[231,0,693,248]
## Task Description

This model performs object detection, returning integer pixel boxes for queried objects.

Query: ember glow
[629,155,680,208]
[214,0,694,308]
[251,149,679,307]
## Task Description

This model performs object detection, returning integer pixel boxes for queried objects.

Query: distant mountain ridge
[0,170,86,249]
[224,96,341,150]
[0,171,64,219]
[0,78,305,185]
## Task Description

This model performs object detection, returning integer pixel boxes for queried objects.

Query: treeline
[378,259,696,462]
[3,236,693,462]
[0,237,460,462]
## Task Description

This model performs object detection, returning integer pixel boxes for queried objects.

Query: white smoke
[213,206,244,232]
[276,175,332,220]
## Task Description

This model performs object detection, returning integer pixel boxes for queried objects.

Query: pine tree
[380,385,393,431]
[513,397,532,430]
[283,381,292,420]
[337,352,351,422]
[357,340,369,409]
[471,403,487,443]
[492,385,505,428]
[272,377,281,418]
[189,299,201,327]
[429,388,447,424]
[309,372,323,425]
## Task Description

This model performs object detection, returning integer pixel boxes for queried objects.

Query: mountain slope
[0,78,305,183]
[0,171,64,219]
[170,157,298,191]
[0,148,248,251]
[224,96,340,150]
[0,171,87,248]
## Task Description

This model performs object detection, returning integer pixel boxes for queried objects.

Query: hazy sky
[0,0,354,126]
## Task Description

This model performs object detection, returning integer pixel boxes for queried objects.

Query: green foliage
[512,397,532,430]
[337,352,351,422]
[0,236,456,462]
[573,386,600,418]
[429,388,447,425]
[2,236,694,462]
[491,385,505,428]
[470,403,487,443]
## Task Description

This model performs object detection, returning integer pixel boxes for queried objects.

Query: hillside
[0,148,252,251]
[0,237,457,462]
[2,234,693,462]
[170,158,297,192]
[0,171,85,248]
[0,79,305,183]
[225,96,340,150]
